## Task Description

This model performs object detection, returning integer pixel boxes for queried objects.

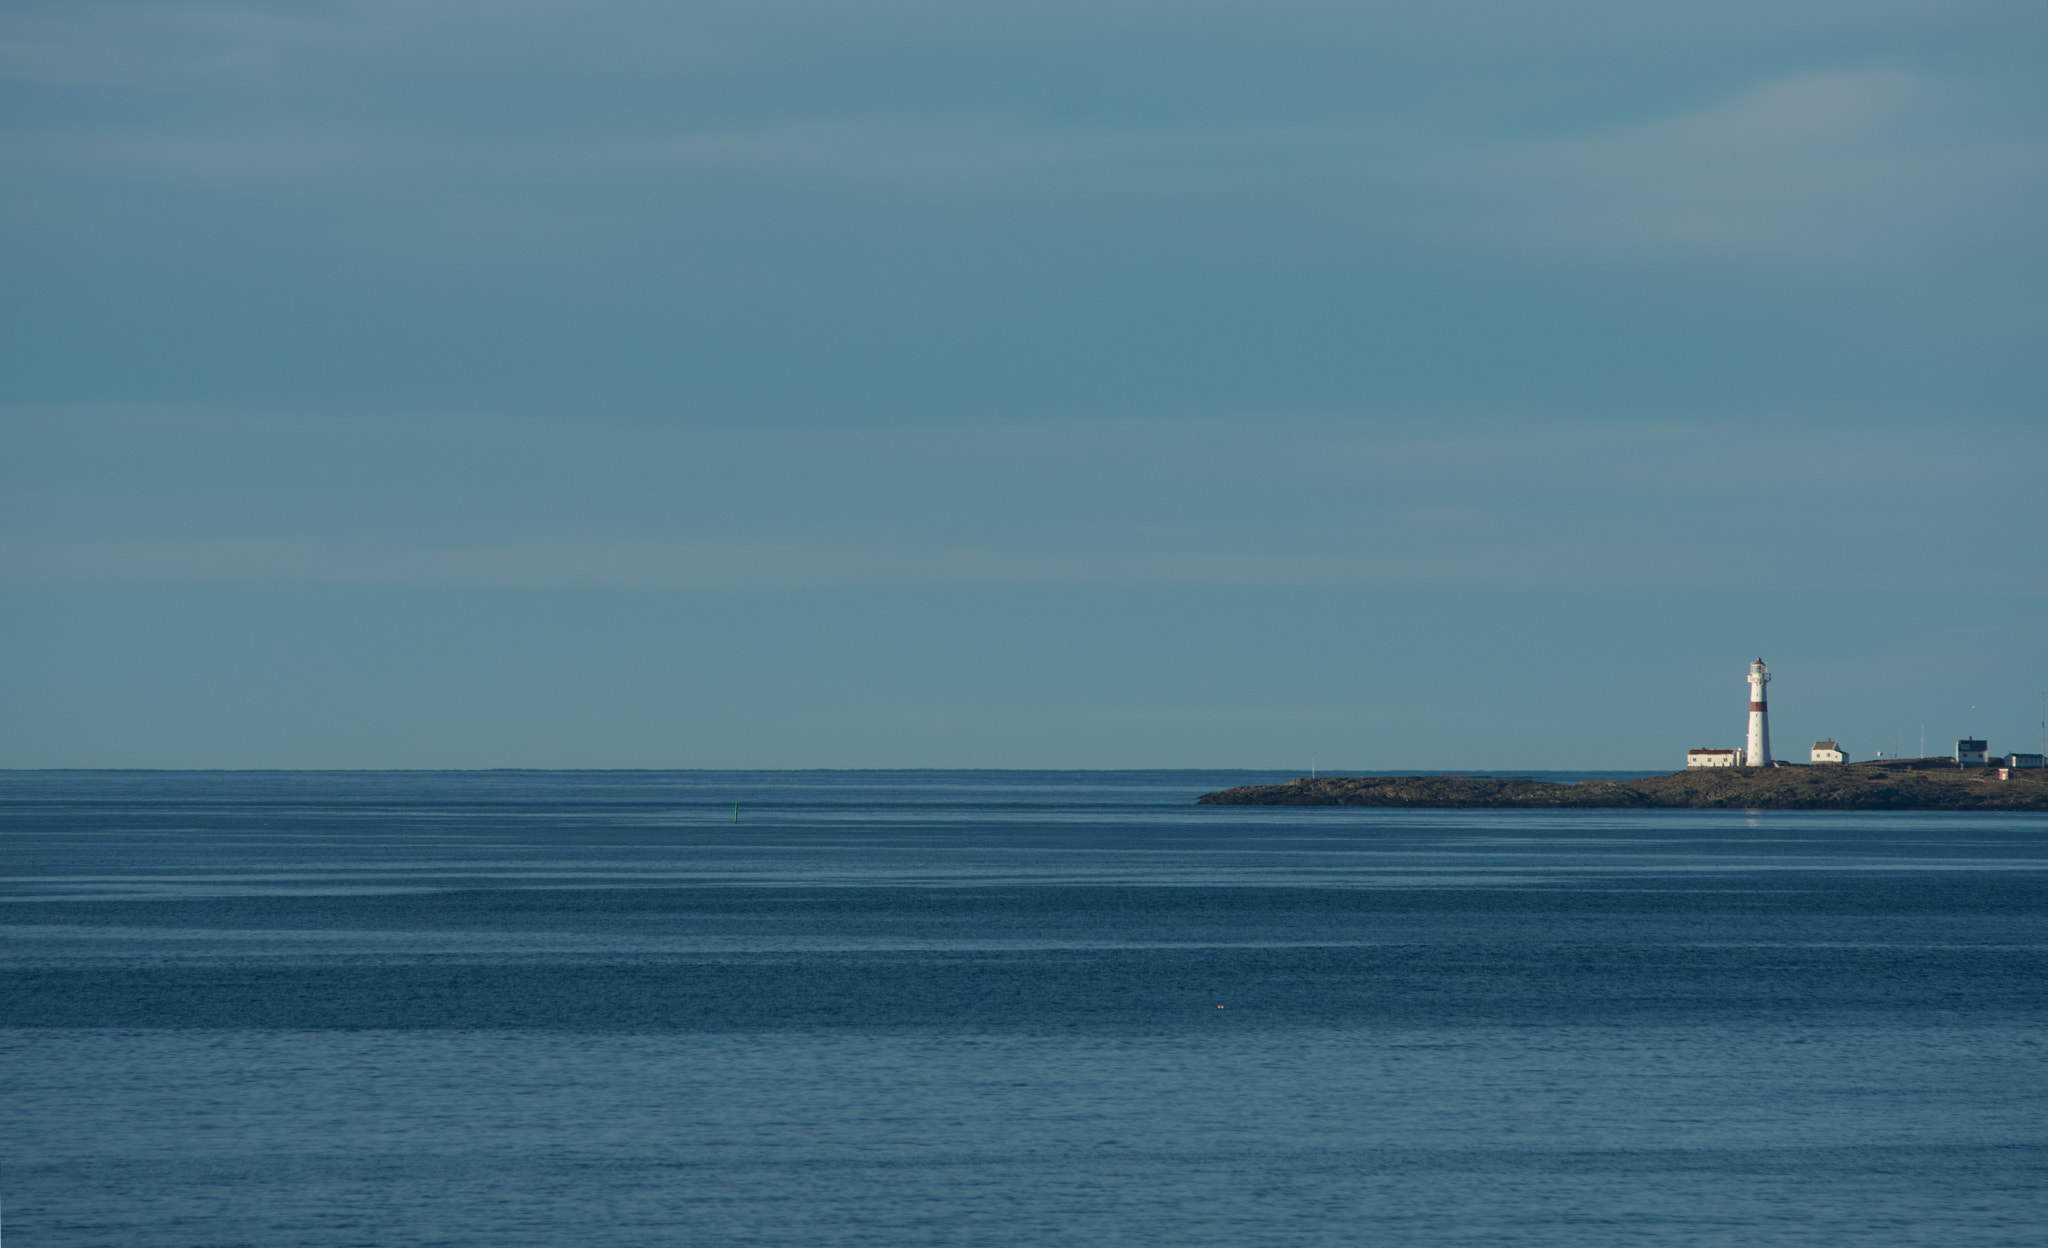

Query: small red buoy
[1216,1004,1225,1009]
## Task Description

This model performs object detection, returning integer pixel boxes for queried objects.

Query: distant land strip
[1197,759,2048,811]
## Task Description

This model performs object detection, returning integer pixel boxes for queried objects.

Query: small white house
[2009,753,2046,769]
[1956,739,1989,765]
[1811,740,1847,764]
[1688,748,1742,769]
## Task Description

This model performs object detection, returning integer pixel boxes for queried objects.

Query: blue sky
[3,0,2043,768]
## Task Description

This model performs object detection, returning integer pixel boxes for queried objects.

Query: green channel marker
[733,802,739,824]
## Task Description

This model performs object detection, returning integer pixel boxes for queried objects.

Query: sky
[2,0,2044,769]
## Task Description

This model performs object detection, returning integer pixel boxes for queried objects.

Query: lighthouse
[1746,658,1772,767]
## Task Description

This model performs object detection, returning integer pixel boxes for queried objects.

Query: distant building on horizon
[2010,753,2046,769]
[1688,748,1741,769]
[1811,740,1847,764]
[1956,738,1989,765]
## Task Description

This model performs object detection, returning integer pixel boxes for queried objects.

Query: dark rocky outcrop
[1197,759,2048,811]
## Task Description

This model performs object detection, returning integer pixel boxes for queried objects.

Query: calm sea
[4,769,2046,1246]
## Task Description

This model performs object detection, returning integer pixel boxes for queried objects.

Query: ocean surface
[4,769,2046,1247]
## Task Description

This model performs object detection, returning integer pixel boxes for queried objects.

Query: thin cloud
[5,411,2037,594]
[1417,69,2048,257]
[0,532,1750,590]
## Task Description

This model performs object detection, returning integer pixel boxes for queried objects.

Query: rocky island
[1198,758,2048,811]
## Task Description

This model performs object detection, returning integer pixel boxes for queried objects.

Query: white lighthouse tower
[1745,658,1772,767]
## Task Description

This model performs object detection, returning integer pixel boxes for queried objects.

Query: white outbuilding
[1811,740,1847,764]
[1688,748,1742,769]
[1956,739,1989,765]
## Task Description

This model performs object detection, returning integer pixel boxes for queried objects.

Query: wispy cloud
[5,1,2040,270]
[5,407,2040,594]
[1416,69,2048,257]
[0,532,1751,590]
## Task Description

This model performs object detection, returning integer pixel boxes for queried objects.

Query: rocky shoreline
[1197,758,2048,811]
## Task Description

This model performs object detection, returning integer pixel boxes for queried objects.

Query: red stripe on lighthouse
[1750,701,1767,712]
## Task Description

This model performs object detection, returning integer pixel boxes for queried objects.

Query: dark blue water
[5,770,2046,1246]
